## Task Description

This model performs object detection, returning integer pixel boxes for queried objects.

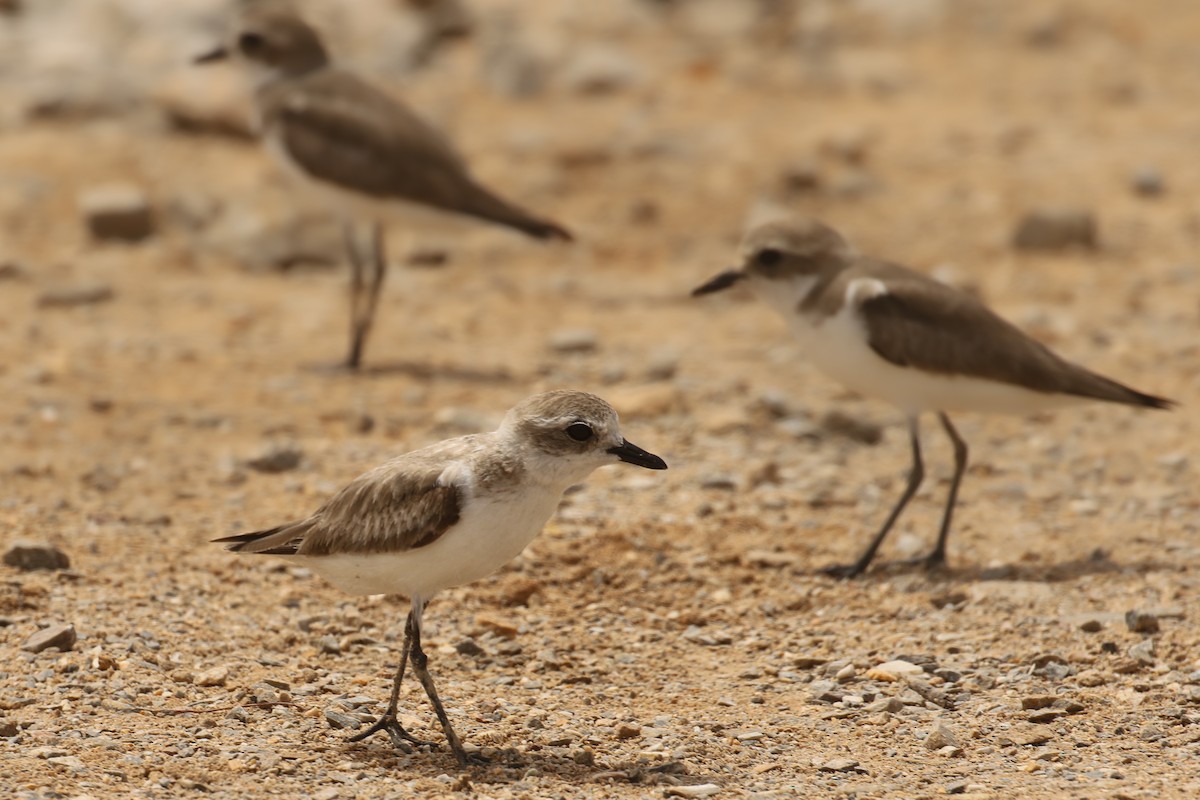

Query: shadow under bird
[195,7,571,370]
[214,390,666,766]
[693,216,1173,577]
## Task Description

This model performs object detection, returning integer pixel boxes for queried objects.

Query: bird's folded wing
[859,276,1074,392]
[216,461,462,557]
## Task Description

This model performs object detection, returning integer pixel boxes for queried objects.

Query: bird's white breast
[292,479,564,602]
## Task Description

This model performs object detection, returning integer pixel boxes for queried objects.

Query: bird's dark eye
[238,32,266,53]
[565,422,594,442]
[756,248,783,268]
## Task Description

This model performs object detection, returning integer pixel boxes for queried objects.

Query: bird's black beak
[194,46,229,65]
[607,439,668,470]
[691,269,745,296]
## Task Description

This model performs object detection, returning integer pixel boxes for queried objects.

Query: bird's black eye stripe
[238,32,266,53]
[565,422,594,442]
[756,248,783,268]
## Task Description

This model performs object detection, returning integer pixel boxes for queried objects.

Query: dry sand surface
[2,1,1200,798]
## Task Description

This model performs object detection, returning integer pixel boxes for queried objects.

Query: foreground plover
[693,216,1172,577]
[196,6,571,369]
[215,390,666,765]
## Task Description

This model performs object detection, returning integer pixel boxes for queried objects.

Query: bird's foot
[450,746,490,768]
[349,713,432,753]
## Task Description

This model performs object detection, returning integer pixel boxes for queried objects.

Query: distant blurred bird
[196,5,571,369]
[694,216,1173,577]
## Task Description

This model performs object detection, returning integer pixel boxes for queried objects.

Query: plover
[214,390,666,764]
[693,216,1172,577]
[196,6,571,369]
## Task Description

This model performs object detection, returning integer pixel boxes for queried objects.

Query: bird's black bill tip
[691,269,745,297]
[194,46,229,65]
[607,439,668,470]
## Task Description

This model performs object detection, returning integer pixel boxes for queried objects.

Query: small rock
[1075,669,1107,687]
[245,444,303,474]
[780,159,822,195]
[226,706,250,722]
[1128,639,1156,665]
[0,720,17,737]
[194,666,229,687]
[924,720,960,750]
[36,284,115,309]
[1012,208,1097,251]
[1021,695,1056,710]
[1001,725,1052,746]
[500,577,541,607]
[946,780,969,795]
[819,758,864,773]
[455,639,485,657]
[3,540,70,571]
[665,785,721,799]
[324,708,361,731]
[835,664,857,683]
[1131,166,1164,197]
[1124,610,1160,634]
[548,329,598,354]
[78,184,155,242]
[867,660,925,682]
[475,613,519,639]
[820,410,882,445]
[615,723,640,740]
[743,549,800,568]
[22,623,77,653]
[1079,618,1103,633]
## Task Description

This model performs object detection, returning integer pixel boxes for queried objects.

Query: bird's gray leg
[343,222,368,370]
[348,608,431,751]
[408,600,483,766]
[824,416,924,578]
[361,222,388,355]
[925,412,968,569]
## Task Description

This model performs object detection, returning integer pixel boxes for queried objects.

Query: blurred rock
[1012,208,1097,251]
[780,159,822,195]
[608,384,684,418]
[1125,610,1160,634]
[924,719,960,750]
[245,444,303,473]
[820,410,882,445]
[548,329,598,354]
[78,184,156,242]
[22,623,77,653]
[1131,166,1165,197]
[480,14,550,98]
[37,284,115,309]
[207,214,344,272]
[562,46,642,95]
[3,540,70,571]
[0,261,29,281]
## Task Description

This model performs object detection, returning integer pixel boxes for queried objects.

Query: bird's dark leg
[824,416,924,578]
[357,222,388,365]
[344,222,368,370]
[924,412,968,569]
[348,610,431,751]
[408,605,483,766]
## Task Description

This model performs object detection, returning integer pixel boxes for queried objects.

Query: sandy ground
[2,1,1200,798]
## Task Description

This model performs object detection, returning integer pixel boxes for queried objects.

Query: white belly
[788,306,1082,417]
[292,486,563,601]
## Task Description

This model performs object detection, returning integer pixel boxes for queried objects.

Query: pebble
[866,660,925,681]
[324,708,361,731]
[665,785,721,799]
[924,719,960,750]
[194,665,228,687]
[245,444,303,474]
[1012,208,1097,250]
[615,723,641,740]
[1124,610,1161,634]
[36,284,115,309]
[0,720,17,737]
[820,410,883,445]
[77,183,156,242]
[22,623,77,653]
[1128,639,1156,665]
[3,540,70,571]
[548,328,599,354]
[1131,165,1165,197]
[818,758,863,773]
[475,612,519,639]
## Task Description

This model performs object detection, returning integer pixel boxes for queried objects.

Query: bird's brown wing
[858,268,1170,408]
[261,70,570,240]
[214,460,462,557]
